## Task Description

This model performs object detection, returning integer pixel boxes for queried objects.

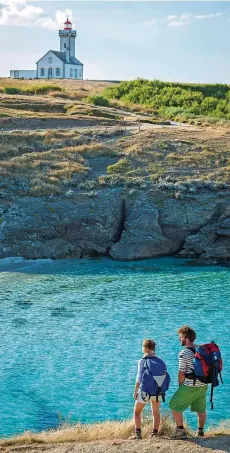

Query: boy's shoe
[195,428,204,438]
[149,430,158,438]
[174,428,187,439]
[130,430,142,440]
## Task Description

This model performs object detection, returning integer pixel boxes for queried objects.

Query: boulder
[0,190,123,259]
[109,192,176,260]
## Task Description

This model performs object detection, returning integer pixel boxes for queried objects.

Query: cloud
[167,11,223,28]
[167,15,177,21]
[167,13,191,27]
[0,0,74,29]
[195,13,223,20]
[144,19,155,26]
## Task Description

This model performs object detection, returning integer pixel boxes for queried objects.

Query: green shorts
[169,384,207,413]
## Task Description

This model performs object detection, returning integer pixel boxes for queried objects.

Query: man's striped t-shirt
[179,347,206,387]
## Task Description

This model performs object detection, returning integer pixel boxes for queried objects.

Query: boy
[133,339,166,440]
[169,326,207,439]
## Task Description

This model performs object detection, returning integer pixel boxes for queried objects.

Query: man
[169,326,207,439]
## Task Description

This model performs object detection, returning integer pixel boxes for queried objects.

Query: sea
[0,256,229,437]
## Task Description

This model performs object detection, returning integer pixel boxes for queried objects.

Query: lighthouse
[35,18,83,79]
[59,19,77,63]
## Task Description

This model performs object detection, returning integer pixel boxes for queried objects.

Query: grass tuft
[0,416,229,447]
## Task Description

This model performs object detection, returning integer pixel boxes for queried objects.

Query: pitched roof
[36,50,83,65]
[41,50,83,66]
[70,56,83,66]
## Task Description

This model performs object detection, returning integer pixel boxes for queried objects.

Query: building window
[56,67,61,77]
[75,69,78,79]
[48,67,53,77]
[70,68,73,77]
[48,57,52,64]
[64,43,66,48]
[40,68,45,77]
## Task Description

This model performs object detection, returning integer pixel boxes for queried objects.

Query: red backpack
[186,342,223,409]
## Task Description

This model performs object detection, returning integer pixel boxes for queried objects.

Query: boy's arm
[134,359,143,399]
[133,382,140,399]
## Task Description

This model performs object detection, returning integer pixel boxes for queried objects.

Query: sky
[0,1,230,83]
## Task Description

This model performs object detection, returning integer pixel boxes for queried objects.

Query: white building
[10,19,83,80]
[10,70,37,79]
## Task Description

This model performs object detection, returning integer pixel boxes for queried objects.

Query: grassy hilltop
[0,417,229,453]
[0,78,230,198]
[100,79,230,125]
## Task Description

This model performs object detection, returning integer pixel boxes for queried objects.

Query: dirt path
[2,437,230,453]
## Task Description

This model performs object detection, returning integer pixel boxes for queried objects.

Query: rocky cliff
[1,189,230,263]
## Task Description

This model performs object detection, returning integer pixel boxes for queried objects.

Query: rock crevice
[1,189,230,263]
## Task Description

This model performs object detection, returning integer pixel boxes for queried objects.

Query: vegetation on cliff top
[0,416,229,446]
[100,79,230,123]
[1,127,230,197]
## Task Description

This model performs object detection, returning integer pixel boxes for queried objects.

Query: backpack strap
[219,371,223,384]
[210,384,214,410]
[185,347,196,385]
[187,346,196,353]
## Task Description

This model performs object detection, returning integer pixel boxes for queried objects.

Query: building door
[14,71,19,78]
[48,67,53,78]
[75,69,78,79]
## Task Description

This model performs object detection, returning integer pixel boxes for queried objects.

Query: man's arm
[178,371,185,385]
[178,350,186,386]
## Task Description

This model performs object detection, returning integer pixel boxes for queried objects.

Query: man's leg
[169,385,191,438]
[197,411,206,429]
[151,401,161,433]
[171,410,183,428]
[190,386,207,437]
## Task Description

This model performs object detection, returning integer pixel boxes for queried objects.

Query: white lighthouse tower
[59,18,76,63]
[36,18,83,79]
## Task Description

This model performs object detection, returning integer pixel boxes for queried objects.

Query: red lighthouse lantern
[64,18,72,31]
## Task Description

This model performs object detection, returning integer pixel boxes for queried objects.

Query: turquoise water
[0,257,229,438]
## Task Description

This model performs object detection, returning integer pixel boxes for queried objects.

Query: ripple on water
[0,257,229,438]
[12,318,28,327]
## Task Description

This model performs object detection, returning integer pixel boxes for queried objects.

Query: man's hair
[178,326,196,342]
[142,339,156,351]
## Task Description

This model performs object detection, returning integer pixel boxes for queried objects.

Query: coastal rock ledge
[1,189,230,263]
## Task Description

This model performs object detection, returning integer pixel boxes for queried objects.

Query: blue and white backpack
[140,356,170,402]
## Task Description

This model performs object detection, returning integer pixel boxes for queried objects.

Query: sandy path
[2,437,230,453]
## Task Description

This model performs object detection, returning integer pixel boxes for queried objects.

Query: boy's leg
[134,401,145,430]
[151,401,160,432]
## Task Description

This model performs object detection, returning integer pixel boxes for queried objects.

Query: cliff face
[1,189,230,263]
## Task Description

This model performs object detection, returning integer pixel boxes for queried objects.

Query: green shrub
[102,79,230,122]
[22,85,62,95]
[107,158,132,174]
[86,95,109,107]
[3,87,21,95]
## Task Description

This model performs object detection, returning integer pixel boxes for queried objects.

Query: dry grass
[0,416,228,447]
[2,126,230,196]
[0,78,116,99]
[1,84,230,194]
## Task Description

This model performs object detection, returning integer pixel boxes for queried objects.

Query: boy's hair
[178,326,196,342]
[142,339,156,351]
